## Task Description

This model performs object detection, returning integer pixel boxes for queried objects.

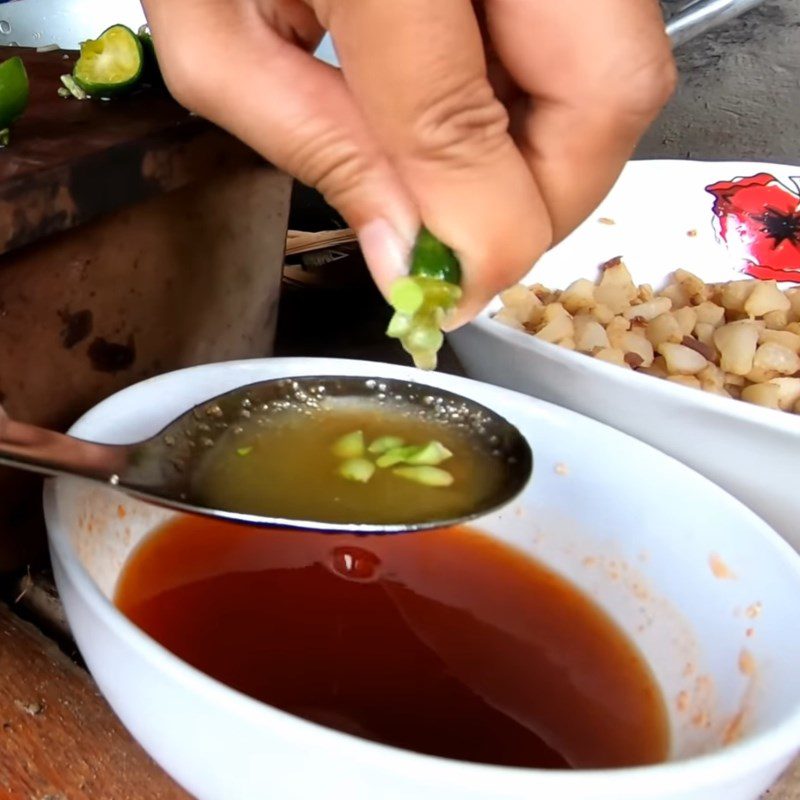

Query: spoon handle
[0,410,127,482]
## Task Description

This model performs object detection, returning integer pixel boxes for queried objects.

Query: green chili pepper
[409,227,461,285]
[386,227,462,371]
[367,435,405,455]
[375,445,420,469]
[404,441,452,466]
[331,430,365,459]
[376,440,452,469]
[393,465,454,488]
[137,24,165,87]
[339,457,376,483]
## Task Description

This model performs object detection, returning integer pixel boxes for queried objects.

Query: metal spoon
[0,375,532,534]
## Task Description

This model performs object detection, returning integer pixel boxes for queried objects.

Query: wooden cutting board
[0,46,259,256]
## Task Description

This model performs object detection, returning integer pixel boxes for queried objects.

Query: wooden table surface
[0,47,258,257]
[0,603,189,799]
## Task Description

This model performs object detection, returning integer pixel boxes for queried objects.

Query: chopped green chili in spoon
[393,465,455,488]
[367,435,405,455]
[338,457,376,483]
[332,431,455,488]
[332,430,366,459]
[375,441,452,469]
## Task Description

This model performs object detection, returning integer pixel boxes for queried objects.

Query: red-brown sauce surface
[115,517,669,769]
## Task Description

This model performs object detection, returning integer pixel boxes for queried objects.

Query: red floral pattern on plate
[706,173,800,283]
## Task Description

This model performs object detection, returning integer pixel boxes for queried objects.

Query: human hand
[142,0,676,327]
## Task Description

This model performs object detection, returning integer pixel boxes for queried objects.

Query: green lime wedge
[73,24,144,97]
[137,24,165,86]
[0,56,29,132]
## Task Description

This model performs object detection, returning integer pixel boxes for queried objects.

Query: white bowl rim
[44,356,800,793]
[464,157,800,439]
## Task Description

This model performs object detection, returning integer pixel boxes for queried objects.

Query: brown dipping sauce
[115,517,669,769]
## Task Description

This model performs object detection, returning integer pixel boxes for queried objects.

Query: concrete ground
[640,0,800,163]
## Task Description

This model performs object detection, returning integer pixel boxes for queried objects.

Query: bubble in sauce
[328,546,382,583]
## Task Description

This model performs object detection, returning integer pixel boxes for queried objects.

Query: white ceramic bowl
[44,358,800,800]
[449,160,800,550]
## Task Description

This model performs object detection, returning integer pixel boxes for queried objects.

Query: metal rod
[667,0,766,48]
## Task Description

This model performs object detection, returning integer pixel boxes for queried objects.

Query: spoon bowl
[0,375,532,533]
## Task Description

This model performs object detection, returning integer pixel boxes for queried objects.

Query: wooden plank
[766,758,800,799]
[0,603,191,799]
[0,47,261,256]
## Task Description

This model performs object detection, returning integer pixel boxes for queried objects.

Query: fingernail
[357,219,412,296]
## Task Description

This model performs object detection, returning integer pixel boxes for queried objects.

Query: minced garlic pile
[494,258,800,415]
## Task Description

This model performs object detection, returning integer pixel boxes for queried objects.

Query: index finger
[316,0,553,320]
